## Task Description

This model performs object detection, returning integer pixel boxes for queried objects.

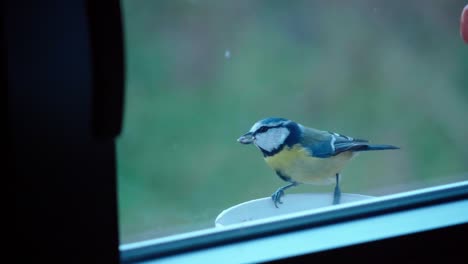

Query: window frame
[120,180,468,263]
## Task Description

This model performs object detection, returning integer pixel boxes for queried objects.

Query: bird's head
[238,117,301,156]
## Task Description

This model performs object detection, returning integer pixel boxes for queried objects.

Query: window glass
[118,1,468,243]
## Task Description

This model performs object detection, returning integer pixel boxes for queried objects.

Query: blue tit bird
[237,117,399,208]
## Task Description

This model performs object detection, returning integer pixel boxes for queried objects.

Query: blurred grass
[117,0,468,243]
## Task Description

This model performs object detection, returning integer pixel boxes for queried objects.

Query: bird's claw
[271,189,284,208]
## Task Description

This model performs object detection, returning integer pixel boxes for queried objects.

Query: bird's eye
[258,126,269,133]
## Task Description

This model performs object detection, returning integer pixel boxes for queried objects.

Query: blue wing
[301,128,397,158]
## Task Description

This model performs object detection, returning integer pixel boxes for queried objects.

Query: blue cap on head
[259,117,288,125]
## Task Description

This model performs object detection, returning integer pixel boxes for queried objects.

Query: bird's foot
[271,188,284,208]
[333,185,341,205]
[332,173,341,205]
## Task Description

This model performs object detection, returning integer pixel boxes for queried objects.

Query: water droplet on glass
[224,49,231,59]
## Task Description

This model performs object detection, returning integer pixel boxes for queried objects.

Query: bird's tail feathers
[357,144,400,151]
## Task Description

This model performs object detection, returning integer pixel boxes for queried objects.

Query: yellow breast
[264,144,354,185]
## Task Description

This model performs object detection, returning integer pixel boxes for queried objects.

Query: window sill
[120,180,468,263]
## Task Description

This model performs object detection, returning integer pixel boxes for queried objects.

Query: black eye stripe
[254,124,283,135]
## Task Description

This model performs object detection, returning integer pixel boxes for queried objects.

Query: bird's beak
[237,132,254,144]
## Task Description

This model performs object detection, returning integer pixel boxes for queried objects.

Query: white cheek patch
[254,127,290,152]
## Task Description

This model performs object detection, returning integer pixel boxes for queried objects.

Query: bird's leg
[271,182,298,208]
[333,173,341,205]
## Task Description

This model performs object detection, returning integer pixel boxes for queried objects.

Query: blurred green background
[117,0,468,243]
